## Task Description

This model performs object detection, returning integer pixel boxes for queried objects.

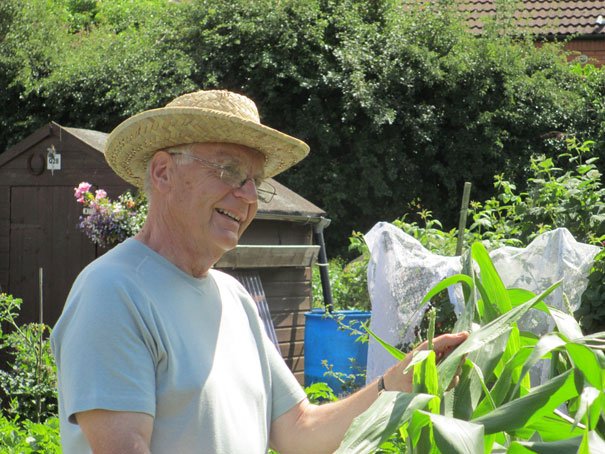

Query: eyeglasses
[171,153,276,203]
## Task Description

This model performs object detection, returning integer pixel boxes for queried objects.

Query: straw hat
[104,90,310,188]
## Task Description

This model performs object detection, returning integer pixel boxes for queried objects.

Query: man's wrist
[377,375,387,393]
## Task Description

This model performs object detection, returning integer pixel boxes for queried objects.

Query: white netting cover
[365,223,601,384]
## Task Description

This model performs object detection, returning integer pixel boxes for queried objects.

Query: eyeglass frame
[169,152,276,203]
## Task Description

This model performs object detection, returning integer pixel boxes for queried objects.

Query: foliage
[0,415,60,453]
[2,0,605,255]
[312,232,371,311]
[337,243,605,452]
[304,382,338,405]
[0,294,57,423]
[74,181,147,248]
[331,138,604,333]
[466,137,605,247]
[321,358,367,397]
[0,0,195,150]
[576,249,605,334]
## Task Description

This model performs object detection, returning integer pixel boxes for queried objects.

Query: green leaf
[549,307,584,340]
[573,386,601,430]
[507,288,536,307]
[437,280,560,393]
[512,333,566,397]
[509,436,583,453]
[565,343,604,391]
[473,347,533,418]
[526,411,585,441]
[448,360,485,420]
[472,369,578,434]
[335,392,435,454]
[419,410,485,454]
[421,274,474,305]
[413,350,439,397]
[472,242,512,317]
[578,431,605,454]
[365,324,405,361]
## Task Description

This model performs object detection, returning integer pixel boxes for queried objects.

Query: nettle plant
[337,243,605,453]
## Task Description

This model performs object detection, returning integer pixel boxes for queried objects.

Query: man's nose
[234,178,258,202]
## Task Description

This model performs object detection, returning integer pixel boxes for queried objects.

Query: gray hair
[142,144,196,198]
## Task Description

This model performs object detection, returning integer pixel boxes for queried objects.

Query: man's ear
[148,151,173,193]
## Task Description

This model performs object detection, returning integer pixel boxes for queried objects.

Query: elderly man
[51,90,467,453]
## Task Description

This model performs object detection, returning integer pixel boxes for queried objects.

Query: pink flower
[74,182,92,201]
[95,189,107,200]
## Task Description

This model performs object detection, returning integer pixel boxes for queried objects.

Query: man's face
[166,142,265,256]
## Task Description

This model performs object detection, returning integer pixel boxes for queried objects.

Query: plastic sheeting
[365,223,601,384]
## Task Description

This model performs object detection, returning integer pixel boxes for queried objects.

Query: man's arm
[76,410,154,454]
[270,332,468,454]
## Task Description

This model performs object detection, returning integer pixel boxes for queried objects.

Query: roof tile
[458,1,605,36]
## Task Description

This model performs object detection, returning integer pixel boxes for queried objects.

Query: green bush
[0,294,57,423]
[0,415,60,453]
[312,232,371,311]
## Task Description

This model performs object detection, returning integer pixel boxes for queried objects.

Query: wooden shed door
[9,186,96,326]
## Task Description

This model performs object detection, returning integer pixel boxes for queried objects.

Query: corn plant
[337,242,605,453]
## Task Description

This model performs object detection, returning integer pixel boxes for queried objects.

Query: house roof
[459,1,605,37]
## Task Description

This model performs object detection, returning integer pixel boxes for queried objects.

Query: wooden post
[455,182,472,256]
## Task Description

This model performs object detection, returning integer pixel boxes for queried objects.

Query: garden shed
[0,121,326,383]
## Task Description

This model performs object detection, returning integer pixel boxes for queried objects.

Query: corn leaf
[413,350,439,396]
[468,328,512,387]
[549,307,584,340]
[472,369,577,434]
[437,280,560,393]
[507,288,536,306]
[475,280,500,323]
[410,351,440,414]
[509,436,584,453]
[335,392,435,454]
[565,343,604,391]
[473,347,533,419]
[365,324,405,361]
[578,431,605,454]
[493,325,524,388]
[418,410,485,454]
[573,386,601,430]
[511,333,566,398]
[471,242,512,318]
[420,274,474,306]
[526,411,585,441]
[448,359,487,420]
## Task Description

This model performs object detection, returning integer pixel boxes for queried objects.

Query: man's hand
[382,331,469,393]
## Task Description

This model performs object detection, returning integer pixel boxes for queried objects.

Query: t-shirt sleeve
[51,270,157,424]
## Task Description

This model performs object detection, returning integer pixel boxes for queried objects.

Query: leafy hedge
[1,0,605,254]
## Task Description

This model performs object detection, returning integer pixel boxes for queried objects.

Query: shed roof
[1,123,325,220]
[458,1,605,37]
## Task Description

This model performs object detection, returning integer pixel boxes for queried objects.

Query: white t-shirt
[51,238,306,453]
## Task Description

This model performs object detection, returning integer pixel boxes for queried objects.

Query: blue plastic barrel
[304,309,371,395]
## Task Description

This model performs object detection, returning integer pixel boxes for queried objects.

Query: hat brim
[104,106,310,188]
